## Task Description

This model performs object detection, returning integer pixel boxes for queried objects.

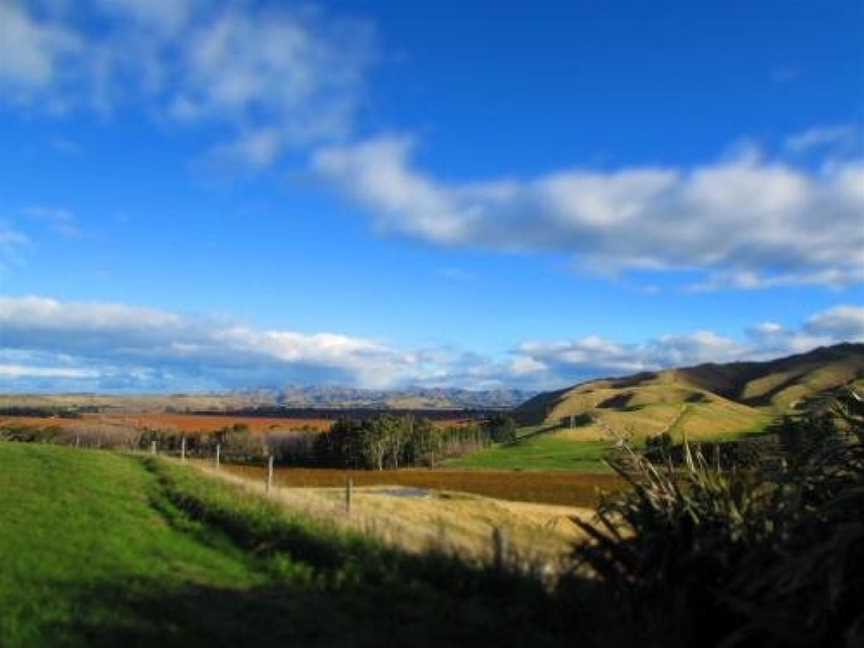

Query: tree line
[1,414,519,469]
[275,414,517,469]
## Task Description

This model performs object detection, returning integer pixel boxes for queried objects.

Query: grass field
[0,443,259,646]
[0,442,574,647]
[444,434,614,472]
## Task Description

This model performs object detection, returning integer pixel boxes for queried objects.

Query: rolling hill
[515,343,864,442]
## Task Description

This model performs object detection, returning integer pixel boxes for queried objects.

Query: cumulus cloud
[0,296,861,392]
[805,305,864,341]
[509,305,864,385]
[0,296,415,390]
[314,135,864,288]
[1,1,375,160]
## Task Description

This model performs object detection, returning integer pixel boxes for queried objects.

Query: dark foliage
[563,388,864,647]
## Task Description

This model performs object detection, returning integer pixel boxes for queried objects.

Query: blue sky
[0,0,862,392]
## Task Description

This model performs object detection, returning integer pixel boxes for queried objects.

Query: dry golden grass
[517,345,864,441]
[193,461,596,564]
[520,370,770,442]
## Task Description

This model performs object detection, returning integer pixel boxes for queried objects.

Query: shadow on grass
[80,456,589,648]
[507,423,565,445]
[54,574,574,648]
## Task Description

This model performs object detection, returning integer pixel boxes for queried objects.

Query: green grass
[0,442,565,647]
[445,412,780,472]
[444,433,614,472]
[0,443,259,646]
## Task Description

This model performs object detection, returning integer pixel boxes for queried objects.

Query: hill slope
[515,343,864,441]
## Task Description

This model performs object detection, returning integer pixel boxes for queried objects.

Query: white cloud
[315,135,864,288]
[0,364,99,379]
[510,305,864,386]
[786,124,862,154]
[0,296,860,391]
[805,305,864,341]
[0,2,81,91]
[1,1,375,160]
[0,296,426,390]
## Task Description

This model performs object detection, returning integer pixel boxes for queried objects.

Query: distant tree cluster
[0,406,95,418]
[280,415,514,469]
[137,423,267,463]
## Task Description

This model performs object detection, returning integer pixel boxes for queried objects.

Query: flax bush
[564,389,864,648]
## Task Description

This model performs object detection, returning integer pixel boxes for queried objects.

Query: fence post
[492,526,510,570]
[215,444,221,469]
[266,455,274,494]
[150,440,157,456]
[345,476,353,515]
[75,435,80,449]
[181,437,187,463]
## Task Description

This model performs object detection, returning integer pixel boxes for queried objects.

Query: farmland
[0,412,333,435]
[203,463,594,560]
[219,462,624,508]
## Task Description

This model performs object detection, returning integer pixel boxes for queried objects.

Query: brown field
[1,412,476,436]
[0,413,333,434]
[89,413,335,434]
[218,463,625,508]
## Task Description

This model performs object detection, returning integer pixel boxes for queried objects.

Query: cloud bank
[1,296,861,392]
[314,135,864,289]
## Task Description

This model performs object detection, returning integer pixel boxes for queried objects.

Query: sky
[0,0,862,393]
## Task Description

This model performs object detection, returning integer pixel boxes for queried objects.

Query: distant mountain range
[0,386,536,412]
[274,386,535,409]
[515,343,864,441]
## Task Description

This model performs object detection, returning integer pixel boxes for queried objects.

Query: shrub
[563,392,864,647]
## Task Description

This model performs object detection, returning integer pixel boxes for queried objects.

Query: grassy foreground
[0,442,564,648]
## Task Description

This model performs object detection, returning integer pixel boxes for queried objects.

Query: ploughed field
[220,463,624,508]
[107,413,334,433]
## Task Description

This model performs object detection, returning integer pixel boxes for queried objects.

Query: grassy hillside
[516,344,864,440]
[0,442,569,647]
